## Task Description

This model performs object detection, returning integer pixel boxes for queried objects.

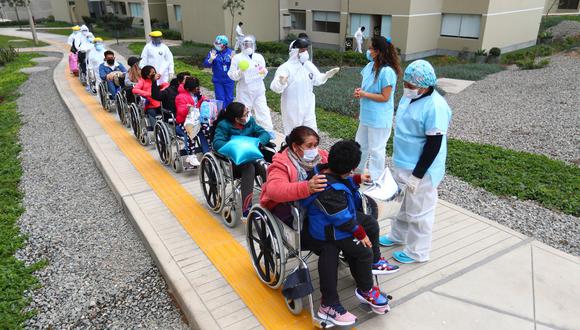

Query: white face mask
[243,47,254,56]
[302,147,318,162]
[404,88,421,99]
[298,51,309,64]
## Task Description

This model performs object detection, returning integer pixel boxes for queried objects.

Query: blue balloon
[217,135,262,165]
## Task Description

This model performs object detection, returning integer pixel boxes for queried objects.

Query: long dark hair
[280,126,320,153]
[140,65,155,80]
[183,76,200,91]
[215,101,245,126]
[371,36,401,80]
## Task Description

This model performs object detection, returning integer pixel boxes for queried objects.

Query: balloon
[238,59,250,71]
[217,135,262,165]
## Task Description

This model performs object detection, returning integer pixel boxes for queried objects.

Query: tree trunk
[25,2,38,46]
[230,13,235,48]
[142,0,152,40]
[14,5,22,30]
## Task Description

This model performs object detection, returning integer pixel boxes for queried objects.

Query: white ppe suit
[140,42,174,84]
[354,27,364,53]
[228,52,274,133]
[270,52,329,135]
[235,25,244,51]
[88,47,106,83]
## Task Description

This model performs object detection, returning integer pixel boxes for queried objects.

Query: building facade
[0,0,52,21]
[544,0,580,14]
[109,0,168,25]
[280,0,548,59]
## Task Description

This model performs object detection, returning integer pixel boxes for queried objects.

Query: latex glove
[325,67,340,79]
[278,75,288,85]
[209,50,217,63]
[406,175,421,194]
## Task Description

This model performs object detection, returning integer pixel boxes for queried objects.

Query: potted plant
[488,47,501,64]
[538,31,553,44]
[474,48,487,64]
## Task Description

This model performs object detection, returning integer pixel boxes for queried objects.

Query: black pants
[233,161,266,213]
[124,86,135,104]
[78,51,87,75]
[145,107,160,130]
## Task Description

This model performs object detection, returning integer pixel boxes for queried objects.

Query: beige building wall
[224,0,279,43]
[50,0,72,22]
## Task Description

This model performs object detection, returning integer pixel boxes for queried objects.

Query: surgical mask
[302,147,318,162]
[214,44,223,51]
[95,44,104,51]
[237,117,248,125]
[366,50,373,62]
[404,87,421,99]
[298,51,309,63]
[243,47,254,56]
[106,59,115,65]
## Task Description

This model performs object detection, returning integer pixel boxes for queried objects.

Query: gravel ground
[15,54,188,328]
[446,52,580,164]
[546,20,580,39]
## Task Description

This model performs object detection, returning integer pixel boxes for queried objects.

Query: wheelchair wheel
[79,70,87,86]
[115,92,126,124]
[98,83,108,110]
[129,103,140,138]
[199,153,226,213]
[170,139,184,173]
[254,159,268,189]
[154,121,171,166]
[221,182,241,228]
[246,206,286,289]
[138,116,151,146]
[284,297,303,315]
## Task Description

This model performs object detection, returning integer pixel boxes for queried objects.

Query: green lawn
[0,35,47,48]
[0,53,46,328]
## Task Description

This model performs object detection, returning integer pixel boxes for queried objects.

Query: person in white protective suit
[235,22,244,51]
[87,37,106,91]
[270,36,340,135]
[379,60,452,264]
[67,25,81,48]
[140,31,174,84]
[354,26,365,53]
[76,25,94,79]
[228,35,275,138]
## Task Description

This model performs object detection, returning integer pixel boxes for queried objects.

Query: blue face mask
[214,45,223,51]
[152,38,162,46]
[366,50,373,62]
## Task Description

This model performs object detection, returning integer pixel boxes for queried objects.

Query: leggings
[233,161,267,213]
[145,107,160,129]
[175,123,193,155]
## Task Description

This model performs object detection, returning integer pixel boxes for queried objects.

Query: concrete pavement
[5,28,579,329]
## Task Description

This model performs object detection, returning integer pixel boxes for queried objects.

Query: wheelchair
[79,67,87,86]
[128,96,153,146]
[87,68,97,94]
[154,108,210,172]
[97,80,116,113]
[115,88,131,128]
[246,193,395,328]
[199,143,275,228]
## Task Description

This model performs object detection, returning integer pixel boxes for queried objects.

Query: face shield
[242,35,256,55]
[152,37,162,46]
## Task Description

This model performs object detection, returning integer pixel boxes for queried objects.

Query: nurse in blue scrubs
[379,60,453,264]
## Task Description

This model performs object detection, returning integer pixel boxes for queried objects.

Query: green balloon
[239,59,250,71]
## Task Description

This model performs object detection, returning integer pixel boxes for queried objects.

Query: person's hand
[308,174,327,194]
[361,173,372,183]
[278,75,288,85]
[406,175,421,194]
[258,67,267,75]
[106,72,115,81]
[360,236,372,248]
[325,67,340,79]
[154,73,161,81]
[209,50,217,62]
[353,87,362,99]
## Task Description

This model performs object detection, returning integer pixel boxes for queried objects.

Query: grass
[0,53,46,328]
[540,14,580,32]
[174,59,213,89]
[36,26,147,40]
[0,35,48,48]
[38,21,73,28]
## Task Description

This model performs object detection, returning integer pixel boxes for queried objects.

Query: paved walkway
[6,28,579,329]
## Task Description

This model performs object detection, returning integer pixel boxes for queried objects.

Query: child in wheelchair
[132,65,170,131]
[213,102,274,217]
[302,140,398,319]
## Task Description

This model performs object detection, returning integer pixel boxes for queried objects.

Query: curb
[51,51,218,330]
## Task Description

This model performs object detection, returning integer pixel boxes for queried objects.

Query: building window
[120,2,126,15]
[174,5,182,22]
[289,10,306,30]
[441,14,481,39]
[558,0,579,9]
[349,14,370,37]
[129,3,143,18]
[313,11,340,33]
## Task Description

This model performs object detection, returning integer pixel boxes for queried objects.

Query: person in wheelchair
[98,50,127,100]
[124,56,141,104]
[213,102,273,217]
[302,140,398,316]
[132,65,170,131]
[153,71,190,121]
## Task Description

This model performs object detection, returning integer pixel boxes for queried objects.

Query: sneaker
[379,235,399,247]
[317,303,357,326]
[355,287,389,314]
[392,251,421,264]
[186,155,200,167]
[372,257,400,275]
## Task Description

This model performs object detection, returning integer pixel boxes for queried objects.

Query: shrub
[341,50,367,66]
[262,53,286,67]
[475,48,487,56]
[256,41,288,54]
[160,29,181,40]
[489,47,501,57]
[539,30,553,39]
[428,55,460,67]
[0,47,18,66]
[436,63,504,80]
[0,20,29,27]
[516,57,550,70]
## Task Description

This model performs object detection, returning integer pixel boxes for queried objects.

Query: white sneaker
[186,155,200,167]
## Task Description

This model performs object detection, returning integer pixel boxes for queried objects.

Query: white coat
[88,47,106,82]
[227,52,274,133]
[67,31,78,46]
[270,55,328,135]
[354,27,364,53]
[235,25,245,50]
[139,42,174,84]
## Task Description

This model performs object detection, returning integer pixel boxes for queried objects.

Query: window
[349,14,370,37]
[441,14,481,39]
[380,15,392,39]
[558,0,579,9]
[174,5,182,22]
[129,2,143,18]
[313,11,340,33]
[289,10,306,30]
[120,2,126,15]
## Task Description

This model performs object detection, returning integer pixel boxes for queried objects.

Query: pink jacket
[260,148,329,210]
[175,84,207,124]
[132,78,169,110]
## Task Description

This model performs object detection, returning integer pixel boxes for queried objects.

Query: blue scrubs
[203,48,235,107]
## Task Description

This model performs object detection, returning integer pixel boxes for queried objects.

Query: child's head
[328,140,361,176]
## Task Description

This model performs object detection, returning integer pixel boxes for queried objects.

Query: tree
[222,0,245,45]
[0,0,37,45]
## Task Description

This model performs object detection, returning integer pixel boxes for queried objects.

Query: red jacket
[132,78,169,110]
[260,148,329,210]
[174,85,207,124]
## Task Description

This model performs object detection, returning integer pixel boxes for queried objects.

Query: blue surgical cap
[404,60,437,88]
[215,35,229,46]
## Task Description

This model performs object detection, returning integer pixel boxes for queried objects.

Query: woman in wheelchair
[302,140,398,318]
[174,77,208,167]
[212,102,272,217]
[132,65,169,131]
[124,56,141,104]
